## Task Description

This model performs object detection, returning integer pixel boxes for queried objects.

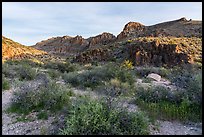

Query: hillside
[32,32,116,56]
[2,36,48,60]
[31,17,202,67]
[117,17,202,39]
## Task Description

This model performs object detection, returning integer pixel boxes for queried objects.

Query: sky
[2,2,202,46]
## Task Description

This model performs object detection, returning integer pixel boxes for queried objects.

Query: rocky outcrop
[117,22,146,39]
[33,35,89,55]
[126,37,202,66]
[88,32,116,47]
[33,32,115,55]
[73,48,111,63]
[2,36,47,60]
[117,18,202,40]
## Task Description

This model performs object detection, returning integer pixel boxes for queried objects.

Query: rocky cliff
[125,37,202,67]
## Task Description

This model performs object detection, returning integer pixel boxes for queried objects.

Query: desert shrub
[167,65,202,106]
[63,63,134,89]
[135,66,170,78]
[135,86,202,122]
[6,59,40,67]
[186,72,202,105]
[116,68,135,85]
[57,62,75,73]
[37,111,48,120]
[62,64,113,89]
[122,60,134,69]
[2,63,19,78]
[135,86,185,104]
[7,82,71,114]
[62,72,81,87]
[43,61,58,69]
[137,99,202,122]
[60,97,149,135]
[44,61,79,73]
[47,69,62,79]
[2,77,10,90]
[18,64,37,81]
[96,78,133,97]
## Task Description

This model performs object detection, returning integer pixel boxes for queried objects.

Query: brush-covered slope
[2,36,47,60]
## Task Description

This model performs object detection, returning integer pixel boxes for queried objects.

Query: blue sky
[2,2,202,46]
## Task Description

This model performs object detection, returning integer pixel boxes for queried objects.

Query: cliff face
[125,37,202,67]
[2,36,47,60]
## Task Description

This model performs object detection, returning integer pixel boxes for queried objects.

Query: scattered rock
[147,73,161,82]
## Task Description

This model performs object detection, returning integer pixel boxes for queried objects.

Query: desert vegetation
[2,55,202,135]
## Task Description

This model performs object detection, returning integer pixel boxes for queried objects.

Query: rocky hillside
[32,32,116,56]
[2,36,47,60]
[30,17,202,66]
[73,37,202,67]
[117,17,202,40]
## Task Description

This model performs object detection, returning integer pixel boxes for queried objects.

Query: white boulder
[147,73,161,82]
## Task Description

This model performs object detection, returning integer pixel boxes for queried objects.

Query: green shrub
[96,78,133,97]
[18,65,37,81]
[135,85,202,122]
[167,66,202,106]
[43,61,58,69]
[2,77,10,90]
[6,59,40,67]
[47,69,61,79]
[63,63,134,89]
[44,61,79,73]
[8,82,71,114]
[135,86,184,104]
[137,99,202,122]
[186,72,202,105]
[2,63,18,78]
[116,68,134,85]
[135,67,170,78]
[63,72,81,87]
[60,98,149,135]
[37,111,48,120]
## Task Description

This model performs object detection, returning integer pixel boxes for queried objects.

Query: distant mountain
[117,17,202,39]
[2,36,47,60]
[32,32,116,56]
[10,17,202,67]
[32,17,201,57]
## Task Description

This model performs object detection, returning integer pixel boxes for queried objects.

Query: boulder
[147,73,161,82]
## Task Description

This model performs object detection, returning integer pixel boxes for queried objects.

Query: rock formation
[126,37,202,67]
[32,32,116,55]
[87,32,116,47]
